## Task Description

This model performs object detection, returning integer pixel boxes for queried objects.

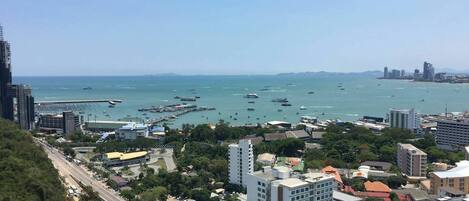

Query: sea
[14,75,469,128]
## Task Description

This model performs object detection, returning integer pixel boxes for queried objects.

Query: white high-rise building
[389,108,420,131]
[247,166,336,201]
[229,139,254,187]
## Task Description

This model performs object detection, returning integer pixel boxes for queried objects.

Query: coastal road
[37,140,125,201]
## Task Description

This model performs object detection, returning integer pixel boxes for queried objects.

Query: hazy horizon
[2,0,469,76]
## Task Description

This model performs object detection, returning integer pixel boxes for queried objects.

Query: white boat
[300,106,307,110]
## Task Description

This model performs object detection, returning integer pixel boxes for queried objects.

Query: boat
[277,109,283,112]
[308,91,315,94]
[248,101,255,104]
[180,97,197,101]
[247,108,255,111]
[300,106,307,110]
[272,98,288,103]
[83,87,92,90]
[340,88,345,90]
[281,103,292,106]
[244,93,259,98]
[108,105,115,108]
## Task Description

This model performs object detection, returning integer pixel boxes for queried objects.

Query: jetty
[36,99,123,105]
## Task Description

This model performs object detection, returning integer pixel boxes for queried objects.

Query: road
[153,148,177,172]
[37,140,126,201]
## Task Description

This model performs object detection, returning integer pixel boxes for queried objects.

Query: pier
[36,99,123,105]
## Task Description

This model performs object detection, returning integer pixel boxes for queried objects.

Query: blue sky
[1,0,469,76]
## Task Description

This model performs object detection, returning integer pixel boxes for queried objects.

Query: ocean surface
[14,75,469,128]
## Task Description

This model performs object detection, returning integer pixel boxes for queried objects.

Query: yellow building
[103,151,149,167]
[430,161,469,195]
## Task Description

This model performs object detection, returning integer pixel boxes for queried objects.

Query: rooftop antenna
[445,104,448,118]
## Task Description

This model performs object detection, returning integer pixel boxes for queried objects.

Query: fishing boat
[248,101,255,104]
[272,98,288,103]
[244,93,259,98]
[281,103,292,106]
[83,87,92,90]
[308,91,315,94]
[247,108,255,111]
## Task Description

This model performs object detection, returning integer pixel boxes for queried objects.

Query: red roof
[321,166,343,184]
[364,181,392,193]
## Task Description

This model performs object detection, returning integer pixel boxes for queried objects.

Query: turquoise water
[14,75,469,127]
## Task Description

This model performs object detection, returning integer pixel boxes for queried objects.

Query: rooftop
[264,132,287,141]
[278,178,309,188]
[257,153,276,162]
[321,166,343,184]
[363,181,391,193]
[105,151,148,161]
[432,160,469,178]
[360,161,392,171]
[398,143,427,155]
[286,130,310,139]
[120,123,148,130]
[333,190,363,201]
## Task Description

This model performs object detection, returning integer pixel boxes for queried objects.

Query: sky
[1,1,469,76]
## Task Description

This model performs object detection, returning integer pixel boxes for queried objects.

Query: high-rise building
[389,108,420,131]
[247,166,336,201]
[400,70,405,77]
[11,84,35,130]
[436,119,469,151]
[423,61,435,81]
[63,111,80,136]
[229,139,254,187]
[390,69,401,79]
[0,25,35,130]
[0,25,14,120]
[397,143,427,177]
[383,67,389,78]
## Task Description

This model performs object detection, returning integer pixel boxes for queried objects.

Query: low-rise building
[103,151,149,167]
[360,161,392,172]
[84,120,132,132]
[247,166,336,201]
[264,132,288,142]
[110,175,128,187]
[430,160,469,195]
[363,181,391,193]
[257,153,276,166]
[286,130,310,141]
[116,123,149,140]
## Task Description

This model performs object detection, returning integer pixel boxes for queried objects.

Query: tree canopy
[0,119,65,201]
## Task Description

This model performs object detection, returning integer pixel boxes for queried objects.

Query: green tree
[63,146,76,158]
[0,119,65,201]
[141,186,168,201]
[386,175,406,189]
[80,185,103,201]
[120,189,135,201]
